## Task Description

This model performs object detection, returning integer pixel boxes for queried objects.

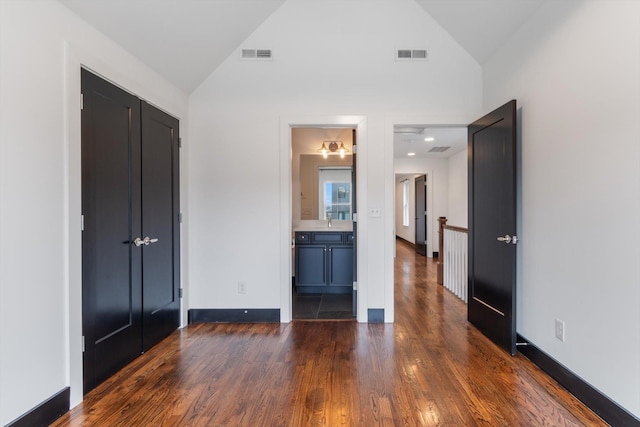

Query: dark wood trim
[6,387,69,427]
[188,309,280,323]
[517,334,640,427]
[395,235,414,248]
[437,217,446,284]
[367,309,384,323]
[443,225,468,233]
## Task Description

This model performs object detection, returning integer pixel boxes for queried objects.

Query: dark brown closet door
[140,101,180,351]
[81,69,143,393]
[81,70,180,393]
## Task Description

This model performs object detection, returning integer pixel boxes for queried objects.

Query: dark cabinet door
[328,245,353,286]
[295,245,326,286]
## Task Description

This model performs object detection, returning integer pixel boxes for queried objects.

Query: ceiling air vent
[241,49,273,60]
[396,49,428,60]
[428,146,450,153]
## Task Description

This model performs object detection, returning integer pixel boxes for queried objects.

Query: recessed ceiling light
[424,137,435,142]
[407,152,416,156]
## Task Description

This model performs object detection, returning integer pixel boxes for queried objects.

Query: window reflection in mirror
[320,167,351,220]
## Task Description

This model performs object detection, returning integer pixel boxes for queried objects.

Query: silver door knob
[497,235,512,244]
[497,235,518,244]
[133,236,159,247]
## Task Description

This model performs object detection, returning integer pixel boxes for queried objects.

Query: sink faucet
[327,214,332,228]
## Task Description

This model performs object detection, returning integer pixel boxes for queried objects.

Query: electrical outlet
[238,281,247,294]
[555,319,565,342]
[369,207,381,217]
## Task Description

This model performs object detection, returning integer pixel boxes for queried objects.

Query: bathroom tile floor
[292,288,354,320]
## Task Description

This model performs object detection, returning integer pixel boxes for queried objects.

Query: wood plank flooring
[52,240,606,426]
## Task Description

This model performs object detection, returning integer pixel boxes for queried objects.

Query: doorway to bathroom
[291,127,357,320]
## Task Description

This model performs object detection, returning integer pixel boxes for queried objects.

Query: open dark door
[414,174,427,256]
[140,102,181,351]
[351,129,357,317]
[468,100,517,355]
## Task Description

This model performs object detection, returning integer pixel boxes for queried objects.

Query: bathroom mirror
[292,128,353,222]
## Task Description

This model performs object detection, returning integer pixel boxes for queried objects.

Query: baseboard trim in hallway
[517,334,640,427]
[6,387,69,427]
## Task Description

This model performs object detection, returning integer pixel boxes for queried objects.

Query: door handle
[133,236,159,247]
[497,235,518,244]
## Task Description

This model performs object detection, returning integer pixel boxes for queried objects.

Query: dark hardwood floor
[52,240,606,426]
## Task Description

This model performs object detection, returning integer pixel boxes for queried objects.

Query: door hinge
[352,145,357,154]
[82,336,85,352]
[80,93,84,110]
[81,214,84,231]
[179,137,182,148]
[179,288,183,298]
[179,212,183,223]
[353,212,357,222]
[353,281,357,290]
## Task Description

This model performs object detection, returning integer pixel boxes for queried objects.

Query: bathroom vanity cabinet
[294,231,353,294]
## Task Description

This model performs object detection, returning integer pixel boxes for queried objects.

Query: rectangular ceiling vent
[241,49,273,60]
[428,146,450,153]
[396,49,428,61]
[394,127,425,134]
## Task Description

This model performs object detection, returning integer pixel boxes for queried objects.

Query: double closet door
[81,69,180,393]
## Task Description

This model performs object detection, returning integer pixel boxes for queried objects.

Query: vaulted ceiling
[59,0,545,94]
[58,0,545,158]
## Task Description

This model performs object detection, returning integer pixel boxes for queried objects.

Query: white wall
[0,0,188,422]
[484,1,640,417]
[188,0,481,322]
[447,149,467,228]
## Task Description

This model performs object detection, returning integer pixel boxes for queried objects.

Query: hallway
[52,240,605,426]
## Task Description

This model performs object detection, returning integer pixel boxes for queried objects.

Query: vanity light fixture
[318,140,349,159]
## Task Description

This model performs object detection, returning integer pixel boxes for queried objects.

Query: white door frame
[279,115,367,323]
[384,115,475,323]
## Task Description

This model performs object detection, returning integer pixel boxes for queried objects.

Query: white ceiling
[414,0,545,64]
[394,126,467,159]
[58,0,545,158]
[59,0,286,93]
